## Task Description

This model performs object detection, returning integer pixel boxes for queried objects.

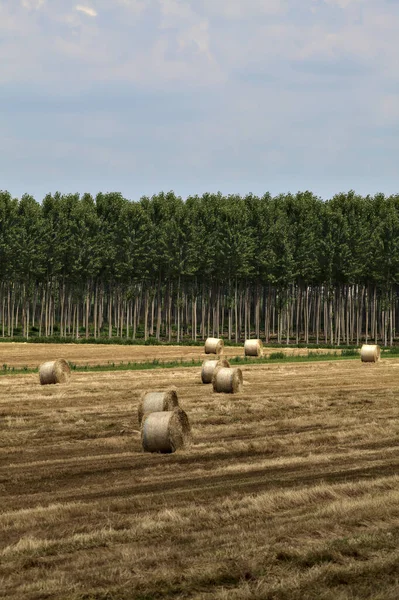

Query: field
[1,345,399,599]
[0,343,342,369]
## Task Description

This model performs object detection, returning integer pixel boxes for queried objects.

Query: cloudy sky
[1,0,398,201]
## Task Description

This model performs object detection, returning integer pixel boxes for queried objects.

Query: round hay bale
[201,358,230,384]
[137,387,179,424]
[361,344,381,363]
[39,359,71,385]
[141,408,192,453]
[244,339,263,357]
[204,337,224,355]
[212,366,243,393]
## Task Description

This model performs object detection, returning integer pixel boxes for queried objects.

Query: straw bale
[204,337,224,355]
[137,387,179,424]
[244,339,263,357]
[39,359,71,385]
[360,344,381,363]
[201,358,230,384]
[212,366,243,393]
[141,408,192,453]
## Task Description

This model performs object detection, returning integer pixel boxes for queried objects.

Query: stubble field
[0,342,341,368]
[0,345,399,599]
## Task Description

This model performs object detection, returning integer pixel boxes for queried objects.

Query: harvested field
[1,355,399,599]
[0,342,341,368]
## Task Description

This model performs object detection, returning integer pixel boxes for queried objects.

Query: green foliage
[383,347,399,356]
[2,189,399,345]
[4,189,399,291]
[0,350,362,377]
[341,349,360,356]
[269,352,286,359]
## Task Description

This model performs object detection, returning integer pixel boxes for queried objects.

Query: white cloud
[3,0,399,200]
[177,20,212,60]
[21,0,45,9]
[159,0,199,27]
[322,0,363,8]
[75,5,98,17]
[378,95,399,124]
[201,0,285,18]
[1,0,399,98]
[116,0,146,14]
[159,0,192,19]
[153,0,223,84]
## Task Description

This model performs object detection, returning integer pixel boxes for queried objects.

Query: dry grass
[1,349,399,599]
[0,342,341,368]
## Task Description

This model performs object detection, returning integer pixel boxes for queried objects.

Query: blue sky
[1,0,399,201]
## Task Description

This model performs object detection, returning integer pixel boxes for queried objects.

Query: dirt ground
[0,342,341,368]
[1,353,398,599]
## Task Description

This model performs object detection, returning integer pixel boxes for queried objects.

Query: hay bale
[204,337,224,355]
[39,359,71,385]
[201,358,230,384]
[244,339,263,357]
[212,366,243,393]
[361,344,381,363]
[137,387,179,424]
[141,408,192,453]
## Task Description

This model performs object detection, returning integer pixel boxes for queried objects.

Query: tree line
[1,189,398,345]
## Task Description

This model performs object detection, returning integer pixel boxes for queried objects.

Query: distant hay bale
[137,387,179,424]
[212,366,243,394]
[39,359,71,385]
[204,337,224,355]
[361,344,381,363]
[201,358,230,384]
[141,408,192,453]
[244,339,263,357]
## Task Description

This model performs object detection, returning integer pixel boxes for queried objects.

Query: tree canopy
[0,189,398,344]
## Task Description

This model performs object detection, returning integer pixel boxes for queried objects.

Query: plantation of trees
[1,189,399,346]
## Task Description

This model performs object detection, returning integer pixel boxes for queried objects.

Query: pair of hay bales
[205,336,263,358]
[138,388,192,454]
[204,338,242,391]
[201,358,230,384]
[360,344,381,363]
[201,358,243,393]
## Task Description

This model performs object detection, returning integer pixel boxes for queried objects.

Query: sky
[1,0,399,202]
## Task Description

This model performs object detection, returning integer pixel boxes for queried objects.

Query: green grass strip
[1,348,397,377]
[0,351,356,377]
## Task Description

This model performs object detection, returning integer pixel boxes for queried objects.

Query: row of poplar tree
[0,189,398,345]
